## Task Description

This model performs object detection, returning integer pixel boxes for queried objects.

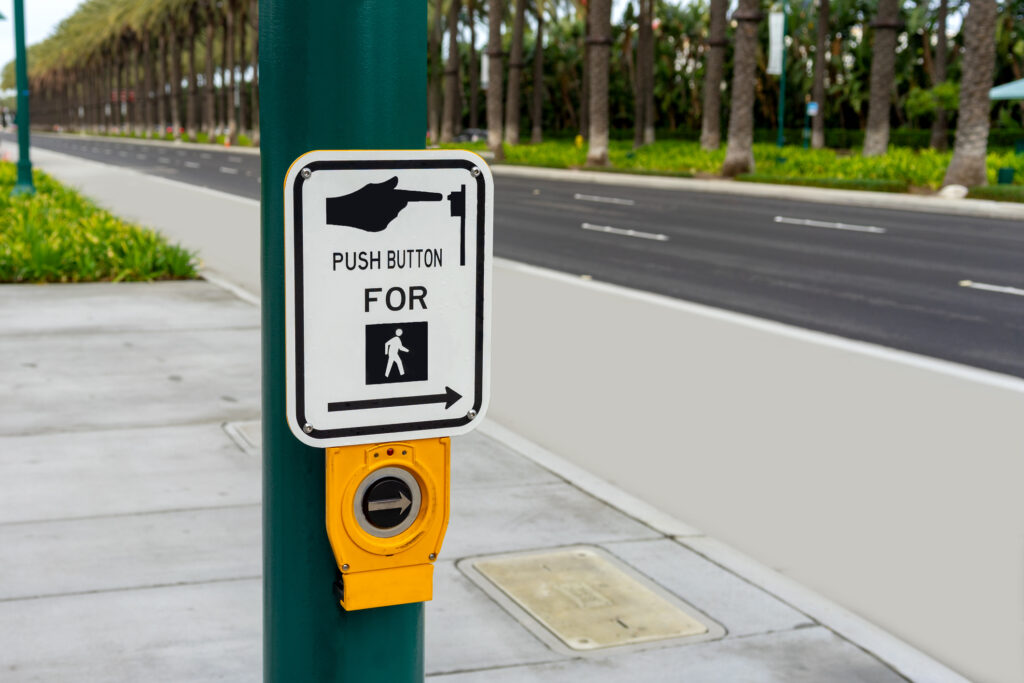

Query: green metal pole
[260,2,425,681]
[11,0,34,196]
[776,0,788,149]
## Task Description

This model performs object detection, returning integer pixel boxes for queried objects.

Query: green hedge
[0,163,197,283]
[736,174,909,192]
[966,185,1024,203]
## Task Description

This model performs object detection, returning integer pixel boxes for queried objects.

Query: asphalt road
[11,131,1024,378]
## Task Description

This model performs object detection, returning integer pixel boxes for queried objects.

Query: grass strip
[0,162,198,283]
[735,174,909,193]
[966,185,1024,203]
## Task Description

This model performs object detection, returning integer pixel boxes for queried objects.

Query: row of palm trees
[21,0,258,145]
[14,0,1003,187]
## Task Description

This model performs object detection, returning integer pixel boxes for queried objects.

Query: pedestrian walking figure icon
[384,329,409,378]
[366,321,428,385]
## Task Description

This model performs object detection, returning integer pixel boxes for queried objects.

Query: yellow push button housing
[325,437,450,611]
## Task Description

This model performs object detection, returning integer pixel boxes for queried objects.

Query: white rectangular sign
[284,150,493,447]
[767,11,784,76]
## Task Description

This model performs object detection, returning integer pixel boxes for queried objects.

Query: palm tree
[862,0,901,157]
[468,0,480,130]
[721,0,761,176]
[428,0,443,144]
[700,0,728,150]
[505,0,529,144]
[442,0,462,143]
[929,0,948,150]
[633,0,655,148]
[585,0,611,165]
[811,0,829,149]
[530,0,546,144]
[487,0,505,160]
[203,1,217,137]
[942,0,997,188]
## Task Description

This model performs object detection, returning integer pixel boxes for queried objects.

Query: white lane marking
[774,215,887,234]
[959,280,1024,297]
[103,149,112,155]
[184,161,201,169]
[117,151,127,157]
[136,154,147,160]
[228,155,243,163]
[574,192,636,206]
[200,153,212,159]
[581,222,668,242]
[158,156,171,164]
[219,166,239,175]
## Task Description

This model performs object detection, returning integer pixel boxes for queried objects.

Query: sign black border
[290,158,487,441]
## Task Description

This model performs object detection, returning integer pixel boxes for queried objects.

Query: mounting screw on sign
[283,150,493,448]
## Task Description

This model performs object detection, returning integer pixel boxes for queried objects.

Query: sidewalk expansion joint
[0,502,261,529]
[0,323,260,340]
[0,574,261,605]
[0,416,263,439]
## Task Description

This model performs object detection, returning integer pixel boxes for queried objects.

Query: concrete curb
[489,164,1024,221]
[478,418,970,683]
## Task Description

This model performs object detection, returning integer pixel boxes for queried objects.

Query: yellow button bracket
[325,437,450,611]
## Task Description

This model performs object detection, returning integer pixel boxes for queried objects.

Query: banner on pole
[767,11,784,76]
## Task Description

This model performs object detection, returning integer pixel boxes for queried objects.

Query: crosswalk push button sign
[284,150,493,447]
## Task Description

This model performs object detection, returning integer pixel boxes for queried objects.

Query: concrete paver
[0,280,946,682]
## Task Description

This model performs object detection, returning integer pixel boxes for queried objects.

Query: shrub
[0,163,198,283]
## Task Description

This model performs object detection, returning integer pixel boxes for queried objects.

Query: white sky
[0,0,83,72]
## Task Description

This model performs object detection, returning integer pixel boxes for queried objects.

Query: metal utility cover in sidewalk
[462,546,723,653]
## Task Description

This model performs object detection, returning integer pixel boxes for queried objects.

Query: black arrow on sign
[327,386,462,413]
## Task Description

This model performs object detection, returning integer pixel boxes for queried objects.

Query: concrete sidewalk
[0,280,959,681]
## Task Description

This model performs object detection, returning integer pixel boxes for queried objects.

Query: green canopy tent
[990,78,1024,100]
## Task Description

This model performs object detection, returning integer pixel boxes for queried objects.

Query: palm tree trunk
[486,0,505,160]
[530,3,545,144]
[721,0,761,176]
[114,49,124,132]
[169,23,183,139]
[204,10,216,136]
[442,0,462,143]
[585,0,611,165]
[930,0,948,150]
[811,0,829,149]
[634,0,654,147]
[701,0,728,149]
[468,0,479,130]
[428,0,442,144]
[580,7,589,139]
[942,0,997,188]
[186,12,198,140]
[143,35,154,135]
[237,1,248,138]
[225,4,237,145]
[505,0,528,144]
[862,0,900,157]
[157,35,168,135]
[249,0,259,145]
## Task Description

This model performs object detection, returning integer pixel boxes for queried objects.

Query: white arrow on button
[367,491,411,514]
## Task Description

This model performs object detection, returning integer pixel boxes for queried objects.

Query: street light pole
[259,1,425,681]
[11,0,34,195]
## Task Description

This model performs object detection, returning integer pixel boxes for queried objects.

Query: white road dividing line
[581,222,668,242]
[573,192,636,206]
[157,156,171,164]
[184,161,201,169]
[959,280,1024,297]
[228,155,243,163]
[117,151,127,157]
[774,215,887,234]
[219,166,239,175]
[136,154,147,160]
[200,153,212,159]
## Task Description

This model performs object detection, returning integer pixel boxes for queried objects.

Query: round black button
[361,477,414,529]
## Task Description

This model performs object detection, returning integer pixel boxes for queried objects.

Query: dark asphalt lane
[12,132,1024,378]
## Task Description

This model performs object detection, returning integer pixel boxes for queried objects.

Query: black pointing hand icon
[325,176,442,232]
